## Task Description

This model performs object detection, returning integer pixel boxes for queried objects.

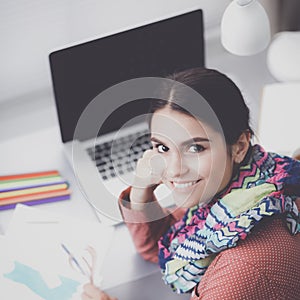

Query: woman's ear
[232,131,251,164]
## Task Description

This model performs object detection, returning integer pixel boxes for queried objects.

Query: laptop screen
[49,9,205,143]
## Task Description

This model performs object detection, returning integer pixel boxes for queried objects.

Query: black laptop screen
[49,9,205,143]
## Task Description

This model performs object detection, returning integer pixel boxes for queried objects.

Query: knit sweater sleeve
[118,187,185,263]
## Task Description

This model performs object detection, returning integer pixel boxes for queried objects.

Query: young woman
[82,68,300,300]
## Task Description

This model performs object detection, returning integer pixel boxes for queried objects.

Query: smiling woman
[148,107,236,209]
[82,67,300,300]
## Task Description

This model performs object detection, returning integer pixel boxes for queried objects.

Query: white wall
[0,0,230,103]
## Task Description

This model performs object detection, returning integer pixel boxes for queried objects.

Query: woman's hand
[130,149,166,209]
[81,283,118,300]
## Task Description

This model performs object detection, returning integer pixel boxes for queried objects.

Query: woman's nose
[166,152,188,178]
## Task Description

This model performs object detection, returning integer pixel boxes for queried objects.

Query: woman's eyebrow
[184,137,210,143]
[150,136,210,145]
[150,136,164,144]
[182,137,210,145]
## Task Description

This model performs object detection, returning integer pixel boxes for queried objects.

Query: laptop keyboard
[87,130,152,181]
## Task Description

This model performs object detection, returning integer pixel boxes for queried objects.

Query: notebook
[49,9,205,225]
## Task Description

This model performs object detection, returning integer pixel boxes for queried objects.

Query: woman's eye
[188,144,205,153]
[156,144,169,153]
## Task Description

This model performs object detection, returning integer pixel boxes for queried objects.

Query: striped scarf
[158,144,300,294]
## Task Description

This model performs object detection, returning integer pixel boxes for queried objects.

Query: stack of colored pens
[0,170,71,211]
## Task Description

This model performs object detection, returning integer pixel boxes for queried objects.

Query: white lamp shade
[267,31,300,82]
[221,0,271,56]
[258,82,300,156]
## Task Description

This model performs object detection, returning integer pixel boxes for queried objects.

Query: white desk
[0,124,163,290]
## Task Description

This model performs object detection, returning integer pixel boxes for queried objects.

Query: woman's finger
[82,284,118,300]
[82,283,102,299]
[81,293,90,300]
[99,291,118,300]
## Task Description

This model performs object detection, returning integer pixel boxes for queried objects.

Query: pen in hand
[62,244,112,300]
[61,243,87,276]
[61,243,97,285]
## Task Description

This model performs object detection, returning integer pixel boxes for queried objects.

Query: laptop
[49,9,205,225]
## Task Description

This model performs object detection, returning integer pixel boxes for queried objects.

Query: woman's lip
[170,179,201,190]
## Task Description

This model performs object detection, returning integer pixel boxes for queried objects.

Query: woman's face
[150,107,235,208]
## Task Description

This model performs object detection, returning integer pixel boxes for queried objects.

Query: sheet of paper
[1,204,115,300]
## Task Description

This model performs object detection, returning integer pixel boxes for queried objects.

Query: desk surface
[0,125,162,291]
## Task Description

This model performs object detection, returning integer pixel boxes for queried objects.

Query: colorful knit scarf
[158,144,300,294]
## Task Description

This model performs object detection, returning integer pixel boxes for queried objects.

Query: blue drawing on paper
[4,261,80,300]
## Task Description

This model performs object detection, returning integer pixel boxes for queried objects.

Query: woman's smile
[170,179,202,191]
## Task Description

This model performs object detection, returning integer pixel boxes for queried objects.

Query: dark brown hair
[150,67,253,145]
